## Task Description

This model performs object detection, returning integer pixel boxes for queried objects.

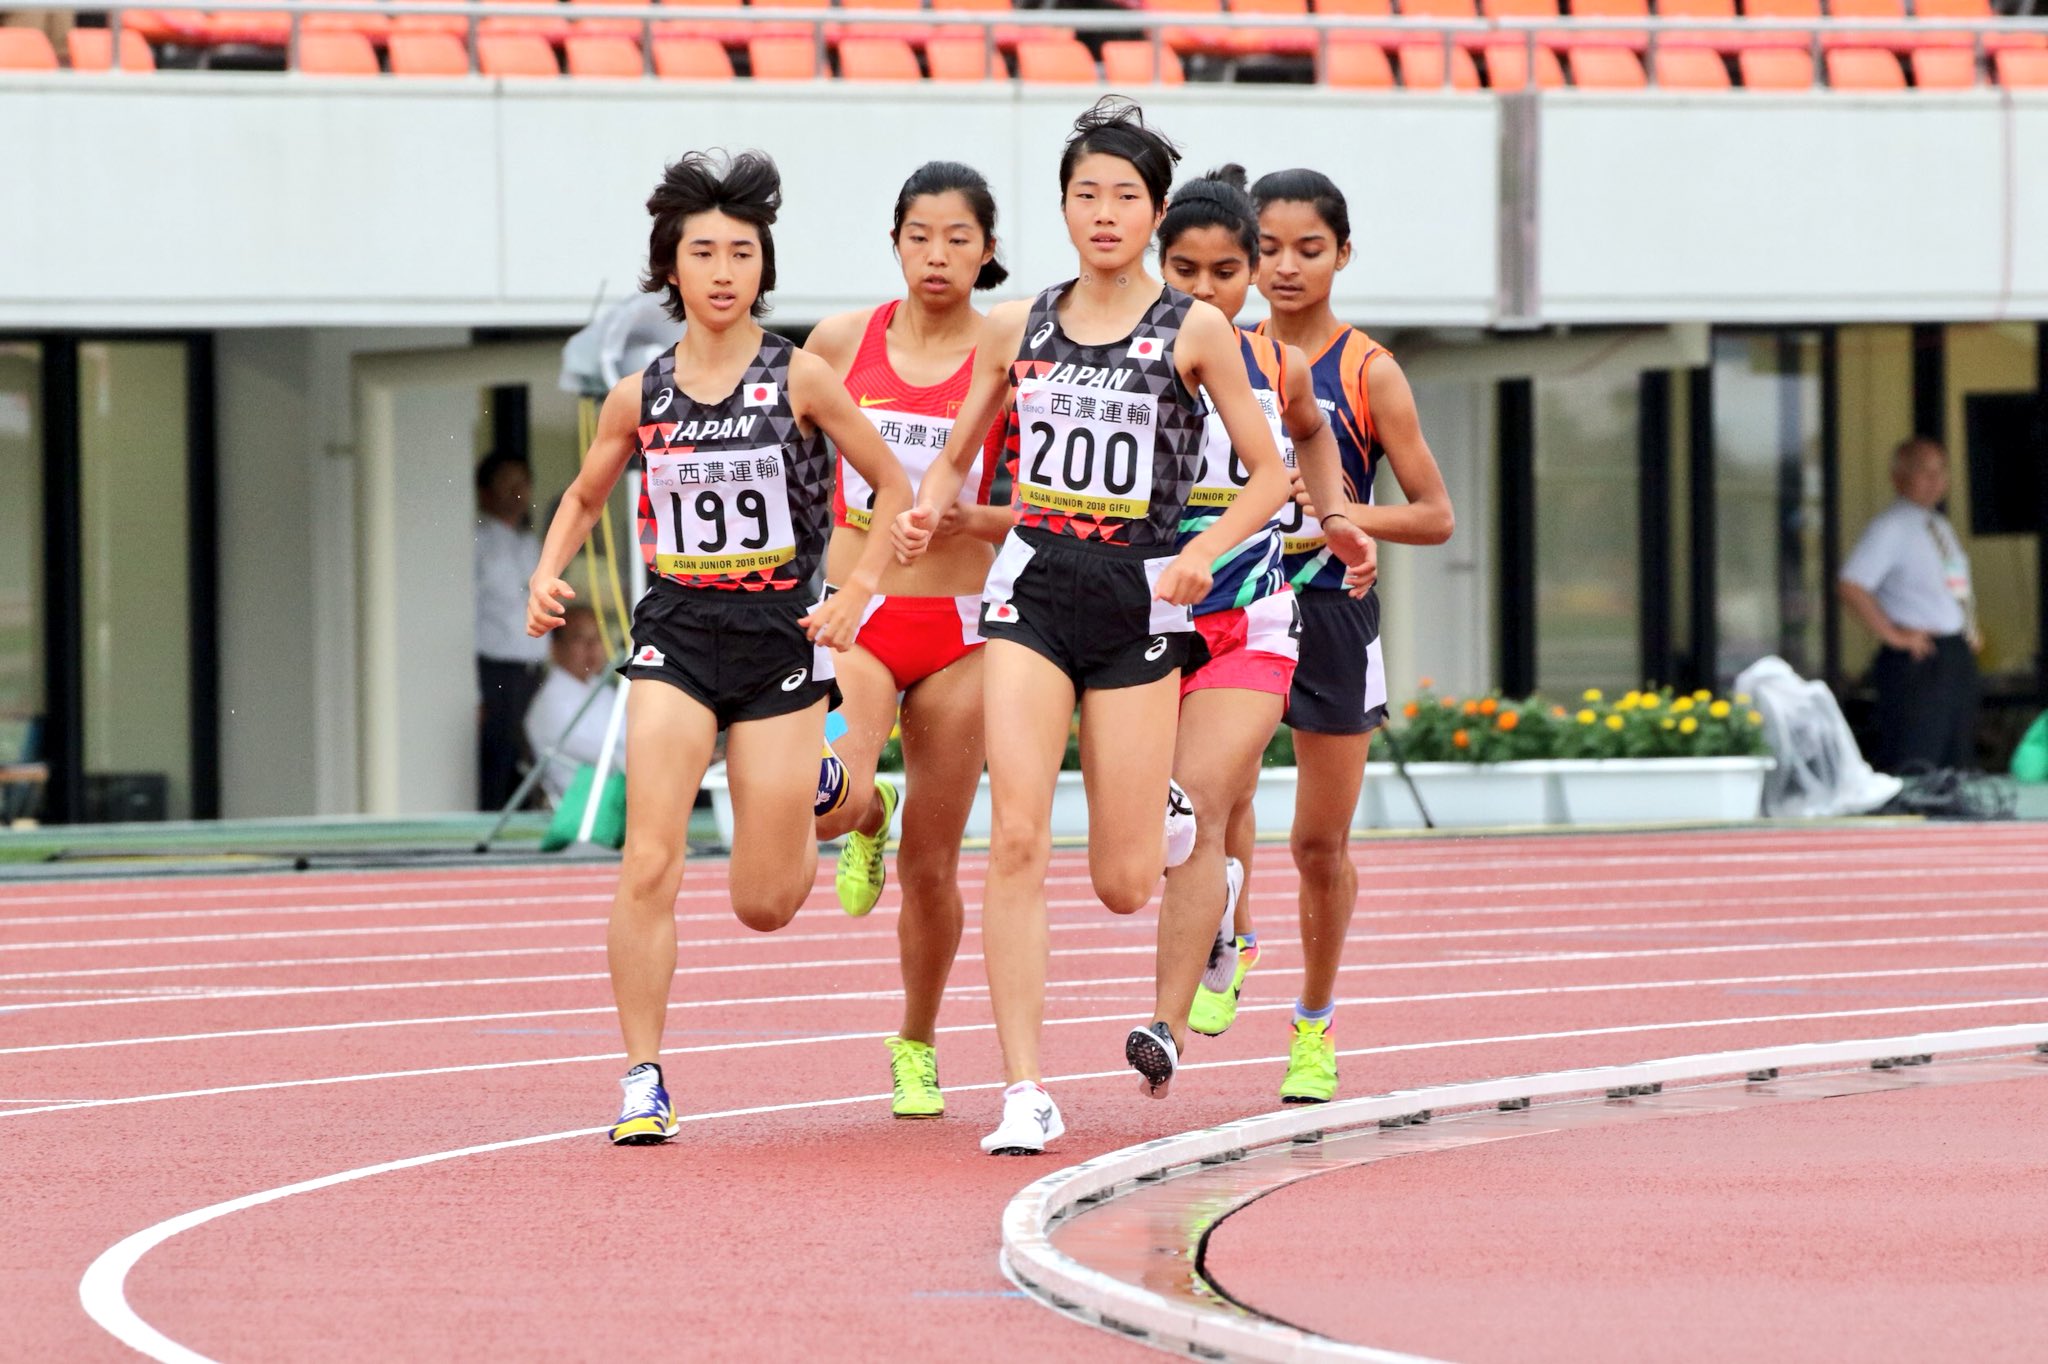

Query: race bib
[1190,389,1286,510]
[644,446,796,576]
[1014,381,1156,520]
[840,409,960,531]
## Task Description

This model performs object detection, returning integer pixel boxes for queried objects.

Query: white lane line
[9,958,2048,1058]
[14,992,2048,1123]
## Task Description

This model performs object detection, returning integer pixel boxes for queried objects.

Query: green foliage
[1392,683,1770,764]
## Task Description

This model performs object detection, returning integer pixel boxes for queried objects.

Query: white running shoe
[1125,1021,1179,1099]
[981,1082,1065,1155]
[1199,857,1245,994]
[1163,780,1197,869]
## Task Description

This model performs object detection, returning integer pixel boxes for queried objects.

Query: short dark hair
[475,449,529,493]
[641,150,783,322]
[1158,163,1257,263]
[893,160,1009,291]
[1250,167,1353,247]
[1059,96,1181,211]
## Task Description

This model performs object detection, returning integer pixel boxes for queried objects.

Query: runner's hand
[1325,518,1377,598]
[801,588,868,652]
[1289,467,1316,518]
[527,577,573,636]
[892,505,935,564]
[1153,547,1213,608]
[933,503,967,540]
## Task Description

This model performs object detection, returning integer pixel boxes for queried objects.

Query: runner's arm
[896,302,1027,561]
[1282,344,1374,596]
[1340,357,1453,546]
[792,348,911,646]
[528,375,639,636]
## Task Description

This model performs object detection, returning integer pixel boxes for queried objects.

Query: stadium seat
[479,31,560,72]
[1909,46,1975,87]
[117,10,212,45]
[1916,0,2045,51]
[748,33,821,76]
[1142,0,1231,56]
[1227,0,1317,57]
[1563,0,1648,51]
[1570,44,1646,83]
[389,31,471,72]
[1397,41,1482,86]
[298,30,382,72]
[303,3,393,41]
[205,10,293,46]
[569,0,653,40]
[1016,35,1099,80]
[1482,38,1568,85]
[925,33,1002,77]
[67,28,158,70]
[831,0,936,48]
[1652,44,1730,85]
[1324,39,1395,83]
[567,33,645,74]
[1101,38,1186,81]
[1825,46,1904,87]
[1996,48,2048,85]
[0,26,59,69]
[650,0,751,45]
[929,0,1046,51]
[393,0,473,37]
[480,0,572,42]
[1314,0,1398,45]
[1738,0,1821,48]
[838,35,922,78]
[746,0,821,42]
[1654,0,1758,51]
[651,33,735,75]
[1481,0,1569,50]
[1737,45,1814,85]
[1820,0,1913,51]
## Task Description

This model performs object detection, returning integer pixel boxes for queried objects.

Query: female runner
[1199,168,1455,1104]
[893,99,1294,1155]
[803,161,1012,1120]
[1143,166,1373,1090]
[528,151,912,1145]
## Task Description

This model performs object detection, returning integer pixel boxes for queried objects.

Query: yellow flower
[1577,709,1596,725]
[1672,696,1694,713]
[1693,689,1712,703]
[1748,710,1764,726]
[1605,714,1625,731]
[1582,688,1603,703]
[1680,716,1698,735]
[1638,692,1660,709]
[1710,700,1731,718]
[1661,718,1676,731]
[1617,694,1638,712]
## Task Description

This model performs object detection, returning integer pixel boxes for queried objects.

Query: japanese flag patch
[632,645,666,667]
[987,601,1020,625]
[1127,335,1164,364]
[742,381,779,408]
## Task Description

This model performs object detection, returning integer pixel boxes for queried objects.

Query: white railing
[3,0,2044,83]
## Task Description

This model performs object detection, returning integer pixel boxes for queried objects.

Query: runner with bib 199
[892,99,1294,1156]
[803,161,1013,1121]
[527,152,913,1146]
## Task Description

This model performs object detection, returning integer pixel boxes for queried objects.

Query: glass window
[0,343,42,772]
[1535,373,1640,695]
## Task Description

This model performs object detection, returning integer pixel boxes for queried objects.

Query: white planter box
[1365,761,1559,830]
[1549,756,1772,825]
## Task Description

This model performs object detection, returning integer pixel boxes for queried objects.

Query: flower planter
[1365,761,1559,830]
[1549,756,1772,825]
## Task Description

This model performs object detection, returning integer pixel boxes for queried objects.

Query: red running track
[4,823,2047,1360]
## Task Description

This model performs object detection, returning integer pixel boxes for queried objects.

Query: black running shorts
[621,582,839,730]
[979,527,1201,691]
[1283,586,1388,736]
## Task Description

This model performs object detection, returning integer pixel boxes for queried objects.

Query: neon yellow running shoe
[1278,1016,1338,1104]
[1189,937,1260,1037]
[885,1034,944,1118]
[835,779,900,917]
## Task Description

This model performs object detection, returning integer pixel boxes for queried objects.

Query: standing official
[476,450,549,808]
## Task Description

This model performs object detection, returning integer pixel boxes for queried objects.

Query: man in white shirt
[524,605,627,804]
[1837,437,1981,773]
[475,451,550,809]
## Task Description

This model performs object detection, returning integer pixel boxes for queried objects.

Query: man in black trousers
[474,451,548,808]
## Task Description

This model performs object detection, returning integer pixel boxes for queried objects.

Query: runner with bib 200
[527,152,912,1146]
[892,99,1293,1155]
[1151,166,1375,1084]
[803,161,1012,1122]
[1211,168,1454,1106]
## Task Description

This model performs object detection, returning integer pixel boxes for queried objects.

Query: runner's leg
[724,698,831,933]
[893,649,985,1043]
[814,643,898,843]
[1290,729,1372,1012]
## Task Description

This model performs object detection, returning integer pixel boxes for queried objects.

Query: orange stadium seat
[389,30,471,70]
[1825,45,1904,86]
[205,10,292,45]
[1739,0,1820,47]
[1016,35,1099,80]
[1227,0,1317,57]
[1324,38,1395,83]
[479,31,561,71]
[1737,44,1813,84]
[1314,0,1398,45]
[298,30,382,72]
[1563,0,1648,50]
[830,0,936,48]
[746,0,820,42]
[1101,38,1186,81]
[925,33,1002,77]
[1570,44,1645,81]
[67,28,159,70]
[650,0,751,45]
[480,0,571,42]
[1654,0,1759,50]
[0,26,58,68]
[1482,37,1568,84]
[1909,45,1975,86]
[652,33,735,74]
[1397,41,1482,86]
[567,33,645,73]
[1821,0,1912,51]
[118,10,212,44]
[930,0,1048,51]
[1917,0,2045,50]
[1481,0,1568,49]
[1141,0,1231,56]
[569,0,653,40]
[1996,47,2048,85]
[393,0,473,36]
[838,35,922,77]
[748,33,821,75]
[1653,43,1730,84]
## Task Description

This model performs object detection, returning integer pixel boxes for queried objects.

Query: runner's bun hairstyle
[892,161,1009,291]
[1249,167,1352,247]
[1059,96,1182,211]
[642,150,783,321]
[1157,163,1258,262]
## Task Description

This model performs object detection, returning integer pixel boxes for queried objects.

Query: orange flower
[1441,697,1458,709]
[1402,702,1420,719]
[1452,729,1470,749]
[1497,710,1520,731]
[1550,705,1568,718]
[1462,699,1481,716]
[1418,676,1435,689]
[1478,697,1499,716]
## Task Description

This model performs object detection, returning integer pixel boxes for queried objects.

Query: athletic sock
[1005,1080,1048,1099]
[1293,1001,1334,1028]
[626,1061,663,1083]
